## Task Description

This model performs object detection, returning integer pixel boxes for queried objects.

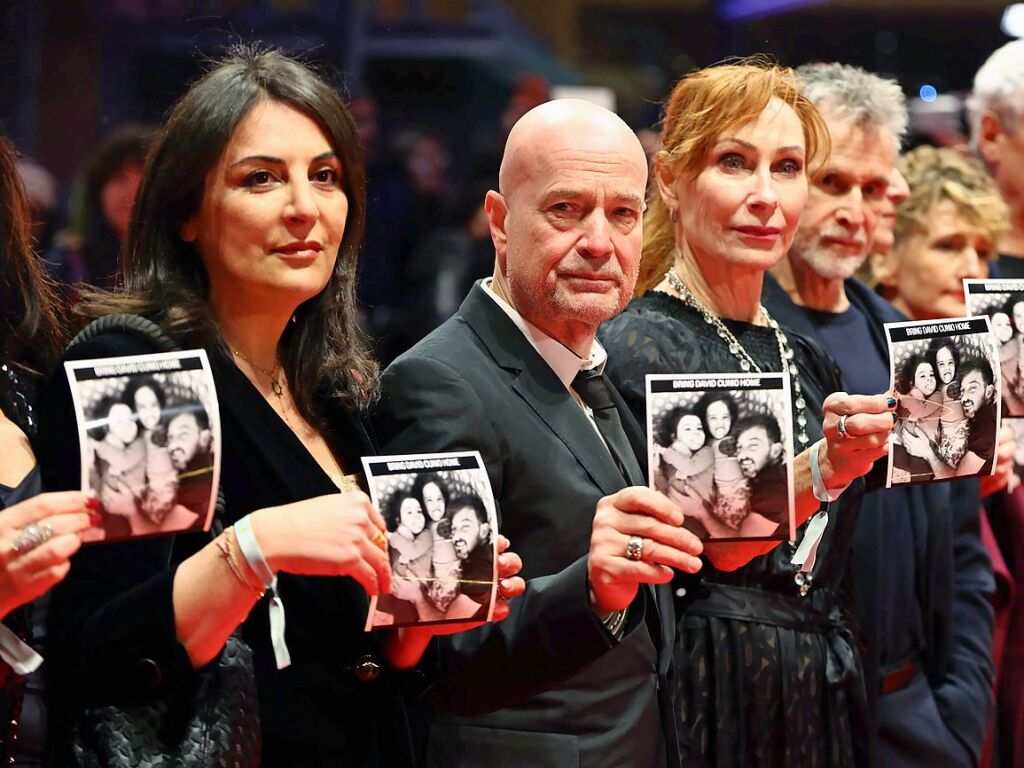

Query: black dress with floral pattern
[600,291,867,768]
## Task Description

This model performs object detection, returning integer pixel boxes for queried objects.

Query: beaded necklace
[664,268,810,449]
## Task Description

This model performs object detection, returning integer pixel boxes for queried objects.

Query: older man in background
[970,39,1024,279]
[763,62,994,768]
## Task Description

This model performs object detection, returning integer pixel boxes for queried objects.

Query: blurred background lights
[1003,4,1024,37]
[919,84,938,102]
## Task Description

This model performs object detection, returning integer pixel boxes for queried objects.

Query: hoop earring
[669,207,678,224]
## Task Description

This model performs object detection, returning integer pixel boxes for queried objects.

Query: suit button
[136,658,163,687]
[353,654,382,682]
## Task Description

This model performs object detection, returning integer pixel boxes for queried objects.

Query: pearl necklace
[664,268,810,449]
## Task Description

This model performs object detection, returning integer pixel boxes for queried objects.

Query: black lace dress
[600,291,866,768]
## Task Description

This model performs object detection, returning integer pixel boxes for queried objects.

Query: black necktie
[572,368,643,486]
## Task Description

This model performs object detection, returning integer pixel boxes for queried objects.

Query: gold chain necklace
[229,346,300,429]
[230,348,343,481]
[230,348,284,397]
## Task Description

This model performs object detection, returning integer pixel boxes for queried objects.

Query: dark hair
[926,337,961,374]
[166,401,210,432]
[732,413,782,445]
[85,124,153,205]
[446,493,489,526]
[384,492,421,533]
[410,472,448,508]
[1003,292,1024,333]
[0,136,62,373]
[896,353,935,395]
[654,405,704,448]
[70,124,155,285]
[122,377,166,411]
[955,356,995,388]
[79,45,377,421]
[87,394,131,440]
[694,392,738,434]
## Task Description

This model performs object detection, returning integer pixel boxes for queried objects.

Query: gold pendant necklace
[230,348,284,397]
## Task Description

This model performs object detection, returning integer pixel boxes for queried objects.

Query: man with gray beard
[763,63,994,767]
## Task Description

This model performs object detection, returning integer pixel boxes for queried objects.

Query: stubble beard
[549,284,628,327]
[792,238,867,282]
[507,271,629,331]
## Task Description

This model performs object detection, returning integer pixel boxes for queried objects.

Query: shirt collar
[481,278,607,391]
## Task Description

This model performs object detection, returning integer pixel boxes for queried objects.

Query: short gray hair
[967,40,1024,152]
[795,62,908,153]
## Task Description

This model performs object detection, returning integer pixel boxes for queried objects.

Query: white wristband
[235,515,291,670]
[0,623,42,675]
[809,439,851,503]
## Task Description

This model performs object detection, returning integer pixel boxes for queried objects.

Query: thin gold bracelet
[228,527,266,595]
[216,529,265,598]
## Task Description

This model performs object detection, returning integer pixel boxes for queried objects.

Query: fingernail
[85,496,102,511]
[887,397,898,409]
[88,511,102,527]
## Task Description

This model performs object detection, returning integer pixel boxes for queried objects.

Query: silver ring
[624,535,644,562]
[836,414,851,441]
[11,523,54,555]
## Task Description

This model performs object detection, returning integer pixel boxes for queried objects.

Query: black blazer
[763,274,995,764]
[374,283,680,768]
[34,330,420,767]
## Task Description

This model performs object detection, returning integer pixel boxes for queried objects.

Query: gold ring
[371,529,388,551]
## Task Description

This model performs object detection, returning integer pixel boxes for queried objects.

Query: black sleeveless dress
[600,291,867,768]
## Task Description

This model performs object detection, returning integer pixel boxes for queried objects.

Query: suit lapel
[510,365,628,496]
[460,283,628,496]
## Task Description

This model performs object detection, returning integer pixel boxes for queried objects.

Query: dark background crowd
[0,0,1012,364]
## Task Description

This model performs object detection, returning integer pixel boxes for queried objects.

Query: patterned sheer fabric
[0,363,42,766]
[600,291,866,768]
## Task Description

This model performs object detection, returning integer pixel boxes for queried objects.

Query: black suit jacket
[763,274,995,764]
[374,283,680,768]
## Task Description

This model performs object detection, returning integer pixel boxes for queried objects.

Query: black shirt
[177,449,214,520]
[967,400,997,473]
[748,460,788,526]
[992,253,1024,279]
[802,306,890,399]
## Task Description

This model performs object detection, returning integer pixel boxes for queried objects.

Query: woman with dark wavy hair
[0,135,98,765]
[34,46,522,766]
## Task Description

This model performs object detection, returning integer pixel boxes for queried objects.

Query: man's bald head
[484,98,649,355]
[498,99,647,202]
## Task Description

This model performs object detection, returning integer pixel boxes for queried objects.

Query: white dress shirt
[481,279,612,446]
